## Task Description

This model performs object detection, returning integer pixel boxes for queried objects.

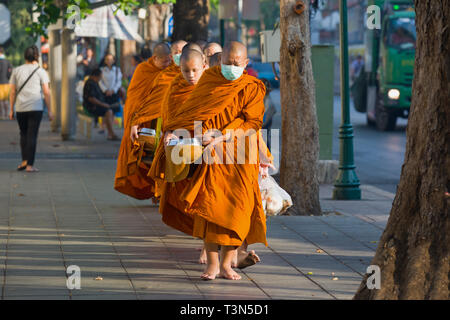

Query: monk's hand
[130,125,139,142]
[202,131,215,146]
[259,162,276,178]
[164,131,178,146]
[202,131,227,146]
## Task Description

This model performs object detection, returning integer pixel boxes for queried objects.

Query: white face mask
[173,54,181,66]
[221,64,245,81]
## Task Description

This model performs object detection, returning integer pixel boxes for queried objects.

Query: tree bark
[147,3,171,45]
[354,0,450,299]
[279,0,322,216]
[172,0,209,42]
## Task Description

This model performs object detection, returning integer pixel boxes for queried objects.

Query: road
[269,89,408,194]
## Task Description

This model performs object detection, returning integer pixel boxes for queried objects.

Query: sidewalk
[0,119,123,160]
[0,119,394,300]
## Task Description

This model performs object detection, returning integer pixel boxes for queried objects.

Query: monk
[207,52,222,68]
[114,42,171,199]
[203,42,222,68]
[150,41,270,281]
[130,40,187,138]
[150,49,207,198]
[203,42,222,57]
[196,40,208,51]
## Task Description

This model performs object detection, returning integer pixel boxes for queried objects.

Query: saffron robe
[149,66,268,247]
[114,57,163,199]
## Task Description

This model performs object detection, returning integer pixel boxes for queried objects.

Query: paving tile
[0,156,389,300]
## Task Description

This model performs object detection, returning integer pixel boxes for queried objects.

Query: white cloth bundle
[259,175,293,216]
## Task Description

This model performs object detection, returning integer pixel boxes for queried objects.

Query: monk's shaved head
[153,42,172,69]
[204,42,222,57]
[195,40,208,50]
[153,42,171,57]
[171,40,187,55]
[207,52,222,67]
[180,49,204,64]
[180,49,206,85]
[222,41,249,68]
[182,42,203,55]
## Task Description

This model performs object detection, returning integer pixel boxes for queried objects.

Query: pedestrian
[350,54,364,83]
[0,46,13,120]
[82,48,98,78]
[83,68,120,141]
[128,55,142,82]
[9,45,53,173]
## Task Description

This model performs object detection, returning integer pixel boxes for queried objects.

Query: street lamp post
[332,0,362,200]
[237,0,243,41]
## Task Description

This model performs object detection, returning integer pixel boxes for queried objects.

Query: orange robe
[131,63,181,127]
[149,74,196,233]
[149,66,268,247]
[114,57,162,199]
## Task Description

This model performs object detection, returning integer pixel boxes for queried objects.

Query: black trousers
[16,111,43,166]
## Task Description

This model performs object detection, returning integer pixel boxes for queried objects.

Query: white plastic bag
[259,175,293,216]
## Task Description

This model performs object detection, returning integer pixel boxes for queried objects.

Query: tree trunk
[172,0,209,42]
[354,0,450,299]
[279,0,322,216]
[147,3,171,45]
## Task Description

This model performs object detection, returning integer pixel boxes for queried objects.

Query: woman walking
[9,45,52,173]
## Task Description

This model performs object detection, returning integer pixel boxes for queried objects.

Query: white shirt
[10,64,49,112]
[99,65,122,93]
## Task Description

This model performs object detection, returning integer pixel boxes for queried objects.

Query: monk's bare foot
[219,266,241,280]
[237,250,260,269]
[201,263,219,281]
[231,250,238,268]
[198,247,207,264]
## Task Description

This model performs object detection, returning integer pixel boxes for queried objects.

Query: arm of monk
[129,85,165,128]
[227,83,273,165]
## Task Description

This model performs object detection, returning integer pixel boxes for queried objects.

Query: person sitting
[83,68,120,140]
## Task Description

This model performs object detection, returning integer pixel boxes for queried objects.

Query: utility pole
[237,0,243,41]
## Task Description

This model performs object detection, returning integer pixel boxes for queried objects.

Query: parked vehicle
[249,61,280,88]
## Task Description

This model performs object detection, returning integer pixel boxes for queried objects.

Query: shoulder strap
[16,66,40,97]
